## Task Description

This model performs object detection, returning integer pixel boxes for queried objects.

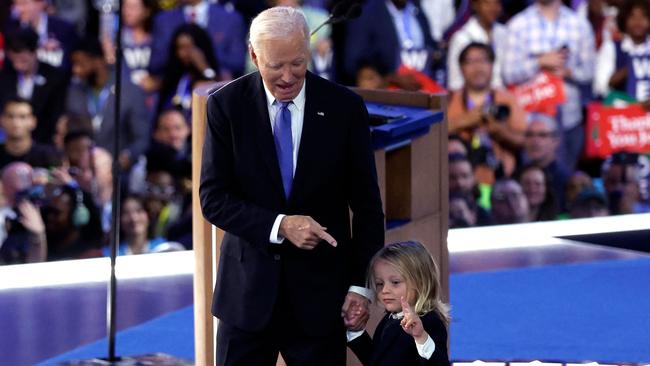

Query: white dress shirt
[447,16,507,90]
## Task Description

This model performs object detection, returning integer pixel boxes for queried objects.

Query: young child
[347,241,450,366]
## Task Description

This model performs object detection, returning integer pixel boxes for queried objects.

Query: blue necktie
[273,101,293,198]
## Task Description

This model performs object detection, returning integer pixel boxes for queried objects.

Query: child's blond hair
[368,241,450,326]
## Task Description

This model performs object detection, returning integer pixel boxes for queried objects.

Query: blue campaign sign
[365,102,443,149]
[627,53,650,101]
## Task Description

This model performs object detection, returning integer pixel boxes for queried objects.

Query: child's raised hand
[399,297,428,344]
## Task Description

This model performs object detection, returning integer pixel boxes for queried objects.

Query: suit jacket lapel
[250,73,285,200]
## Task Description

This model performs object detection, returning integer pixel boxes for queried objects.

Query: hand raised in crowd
[188,46,211,76]
[279,215,337,249]
[538,49,568,74]
[342,292,370,331]
[17,200,45,235]
[399,297,428,344]
[18,200,48,263]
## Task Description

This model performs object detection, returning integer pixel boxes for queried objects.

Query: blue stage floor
[4,221,650,365]
[33,257,650,365]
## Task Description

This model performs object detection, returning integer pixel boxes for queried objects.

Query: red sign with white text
[586,102,650,158]
[509,72,566,116]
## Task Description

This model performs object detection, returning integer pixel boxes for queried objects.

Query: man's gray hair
[527,112,559,132]
[249,6,310,54]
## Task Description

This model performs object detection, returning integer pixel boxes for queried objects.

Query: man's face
[250,31,309,102]
[524,120,558,165]
[491,180,529,224]
[71,51,98,83]
[1,102,36,139]
[449,160,475,195]
[7,49,38,74]
[154,110,190,151]
[460,48,493,90]
[65,136,93,168]
[12,0,45,24]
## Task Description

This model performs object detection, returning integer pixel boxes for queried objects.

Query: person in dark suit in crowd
[7,0,79,70]
[199,6,384,365]
[347,241,450,366]
[342,0,442,90]
[65,37,150,172]
[0,27,69,144]
[148,0,246,79]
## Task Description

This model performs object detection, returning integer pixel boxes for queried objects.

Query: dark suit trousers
[216,276,347,366]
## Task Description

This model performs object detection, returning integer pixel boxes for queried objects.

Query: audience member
[0,27,70,144]
[503,0,595,170]
[0,162,47,264]
[344,0,442,91]
[490,178,530,224]
[110,0,160,97]
[447,42,526,184]
[520,113,571,210]
[142,165,181,239]
[65,36,150,172]
[156,24,219,120]
[447,0,507,90]
[601,151,648,214]
[148,0,247,79]
[577,0,622,50]
[518,163,559,221]
[7,0,79,70]
[565,170,593,209]
[0,97,62,170]
[42,184,103,260]
[594,0,650,98]
[449,153,492,220]
[49,0,91,35]
[569,187,610,218]
[102,194,168,255]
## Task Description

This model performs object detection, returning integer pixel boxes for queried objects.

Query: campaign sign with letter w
[626,53,650,101]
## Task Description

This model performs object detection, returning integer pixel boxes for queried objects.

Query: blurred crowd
[0,0,649,264]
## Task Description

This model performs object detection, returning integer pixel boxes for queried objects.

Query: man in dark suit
[199,6,384,366]
[0,27,69,145]
[6,0,79,71]
[148,0,247,79]
[342,0,442,90]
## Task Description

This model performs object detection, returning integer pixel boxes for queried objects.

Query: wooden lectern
[191,84,448,366]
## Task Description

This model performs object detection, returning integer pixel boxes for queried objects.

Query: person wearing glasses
[520,112,571,211]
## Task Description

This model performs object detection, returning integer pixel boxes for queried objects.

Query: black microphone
[310,1,362,36]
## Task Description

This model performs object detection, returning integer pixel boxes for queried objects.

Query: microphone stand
[106,0,123,361]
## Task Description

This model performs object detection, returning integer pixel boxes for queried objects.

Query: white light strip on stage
[0,250,194,290]
[448,213,650,253]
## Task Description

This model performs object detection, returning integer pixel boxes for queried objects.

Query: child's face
[373,259,414,313]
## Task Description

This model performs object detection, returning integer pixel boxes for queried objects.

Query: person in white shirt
[447,0,507,90]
